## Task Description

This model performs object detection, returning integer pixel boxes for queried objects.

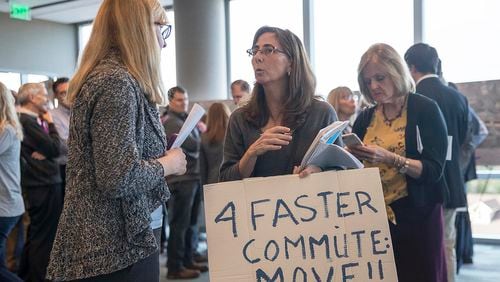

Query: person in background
[5,89,25,276]
[448,82,488,271]
[46,0,187,281]
[163,86,207,280]
[50,77,70,197]
[349,43,448,282]
[220,26,339,182]
[327,86,356,133]
[16,82,63,282]
[0,81,24,282]
[200,102,231,185]
[230,79,251,107]
[405,43,469,282]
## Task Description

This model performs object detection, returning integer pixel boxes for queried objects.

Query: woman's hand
[348,144,393,165]
[158,148,187,176]
[293,165,322,178]
[238,126,292,179]
[247,126,292,157]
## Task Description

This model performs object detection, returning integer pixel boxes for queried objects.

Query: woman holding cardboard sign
[349,43,448,282]
[220,26,339,181]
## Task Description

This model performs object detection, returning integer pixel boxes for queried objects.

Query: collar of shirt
[416,74,440,86]
[17,107,39,118]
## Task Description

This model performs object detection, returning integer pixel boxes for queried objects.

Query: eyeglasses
[246,45,287,57]
[155,23,172,40]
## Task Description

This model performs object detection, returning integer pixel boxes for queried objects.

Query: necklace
[381,98,406,126]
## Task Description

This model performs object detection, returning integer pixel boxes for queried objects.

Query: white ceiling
[0,0,173,24]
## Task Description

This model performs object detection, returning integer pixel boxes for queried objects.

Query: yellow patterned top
[363,104,408,224]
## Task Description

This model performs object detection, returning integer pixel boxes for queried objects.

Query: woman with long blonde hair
[47,0,187,280]
[0,82,24,282]
[327,86,356,133]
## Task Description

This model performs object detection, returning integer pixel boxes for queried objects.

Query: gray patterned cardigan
[47,51,170,280]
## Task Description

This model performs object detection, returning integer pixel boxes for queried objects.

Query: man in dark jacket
[405,44,469,282]
[16,83,63,282]
[163,86,207,279]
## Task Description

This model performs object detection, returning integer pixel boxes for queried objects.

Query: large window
[229,0,303,85]
[0,72,21,91]
[161,10,177,89]
[78,23,93,60]
[26,74,49,83]
[424,0,500,83]
[313,0,414,96]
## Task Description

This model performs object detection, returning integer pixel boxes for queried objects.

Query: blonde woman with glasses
[0,82,24,282]
[47,0,186,281]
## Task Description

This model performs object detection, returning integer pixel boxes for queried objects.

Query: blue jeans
[0,216,23,282]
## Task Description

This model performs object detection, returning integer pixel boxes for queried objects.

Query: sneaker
[186,262,209,273]
[167,268,200,279]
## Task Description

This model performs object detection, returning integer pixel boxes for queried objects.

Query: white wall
[0,12,77,77]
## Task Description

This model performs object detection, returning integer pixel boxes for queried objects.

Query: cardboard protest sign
[204,168,398,282]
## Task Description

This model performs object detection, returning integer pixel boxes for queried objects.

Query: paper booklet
[300,120,364,170]
[170,103,206,149]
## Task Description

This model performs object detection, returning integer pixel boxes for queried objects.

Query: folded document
[300,121,363,170]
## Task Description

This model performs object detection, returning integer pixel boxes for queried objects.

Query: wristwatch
[399,158,410,174]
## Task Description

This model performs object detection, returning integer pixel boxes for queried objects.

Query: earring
[287,70,291,76]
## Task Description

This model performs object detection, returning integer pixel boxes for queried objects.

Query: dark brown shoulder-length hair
[243,26,316,130]
[205,102,231,144]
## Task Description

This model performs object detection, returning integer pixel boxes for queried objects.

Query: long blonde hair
[0,82,23,140]
[327,86,353,113]
[68,0,168,105]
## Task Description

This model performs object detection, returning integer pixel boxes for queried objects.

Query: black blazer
[19,113,62,187]
[353,93,448,207]
[417,77,469,208]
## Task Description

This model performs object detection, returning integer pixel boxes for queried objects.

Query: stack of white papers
[300,120,363,170]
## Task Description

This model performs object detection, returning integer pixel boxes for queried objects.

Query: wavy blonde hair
[68,0,168,105]
[327,86,353,113]
[0,82,23,140]
[357,43,415,105]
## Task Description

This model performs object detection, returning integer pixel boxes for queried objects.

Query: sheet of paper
[170,103,206,149]
[416,125,423,154]
[446,135,453,161]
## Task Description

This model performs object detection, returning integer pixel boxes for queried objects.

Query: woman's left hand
[293,165,322,178]
[348,144,393,164]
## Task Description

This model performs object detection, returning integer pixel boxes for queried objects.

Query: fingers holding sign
[293,165,322,178]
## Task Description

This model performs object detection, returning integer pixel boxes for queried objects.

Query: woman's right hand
[237,126,293,179]
[247,126,293,157]
[158,148,187,176]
